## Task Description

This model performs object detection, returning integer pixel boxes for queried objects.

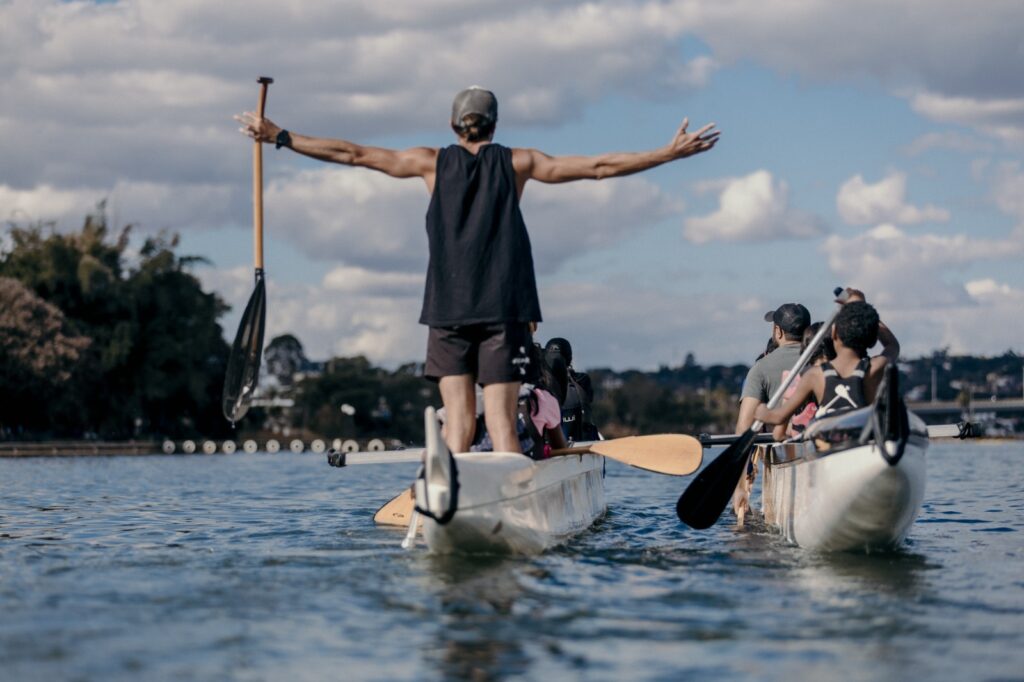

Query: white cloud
[198,262,426,366]
[0,181,244,234]
[902,131,994,156]
[322,264,422,296]
[964,278,1015,298]
[991,162,1024,232]
[821,224,1024,308]
[264,166,682,272]
[895,279,1024,357]
[0,0,715,191]
[910,92,1024,145]
[836,172,950,226]
[683,170,825,243]
[683,0,1024,143]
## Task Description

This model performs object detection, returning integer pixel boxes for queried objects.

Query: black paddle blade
[676,428,758,529]
[222,274,267,423]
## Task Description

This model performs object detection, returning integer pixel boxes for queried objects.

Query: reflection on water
[427,555,532,680]
[0,442,1022,680]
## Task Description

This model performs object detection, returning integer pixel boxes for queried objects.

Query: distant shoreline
[1,435,1019,458]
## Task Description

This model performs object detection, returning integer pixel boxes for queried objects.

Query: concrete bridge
[907,398,1024,424]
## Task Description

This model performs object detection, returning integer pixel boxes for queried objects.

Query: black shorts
[425,323,532,385]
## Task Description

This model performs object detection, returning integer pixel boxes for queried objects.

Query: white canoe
[412,407,606,555]
[759,401,928,552]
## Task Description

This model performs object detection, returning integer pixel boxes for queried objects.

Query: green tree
[0,277,92,436]
[0,206,231,438]
[293,357,437,444]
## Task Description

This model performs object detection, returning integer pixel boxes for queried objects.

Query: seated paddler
[753,288,900,428]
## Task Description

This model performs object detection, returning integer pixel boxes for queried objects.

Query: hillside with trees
[0,206,231,439]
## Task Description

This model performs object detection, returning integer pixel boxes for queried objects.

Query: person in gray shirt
[736,303,811,432]
[732,302,810,526]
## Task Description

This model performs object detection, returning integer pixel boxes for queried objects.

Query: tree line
[1,206,230,439]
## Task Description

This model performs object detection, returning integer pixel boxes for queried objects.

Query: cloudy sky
[3,0,1023,369]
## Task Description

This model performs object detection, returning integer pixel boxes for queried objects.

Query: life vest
[817,357,870,418]
[561,371,599,441]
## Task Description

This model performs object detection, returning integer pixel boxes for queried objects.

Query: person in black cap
[236,87,719,454]
[731,301,810,526]
[736,301,813,433]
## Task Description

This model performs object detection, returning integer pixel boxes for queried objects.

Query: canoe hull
[422,452,606,555]
[761,439,927,552]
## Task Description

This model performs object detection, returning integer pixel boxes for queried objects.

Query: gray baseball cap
[451,87,498,127]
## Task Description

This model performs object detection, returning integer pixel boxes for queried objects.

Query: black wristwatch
[275,129,292,149]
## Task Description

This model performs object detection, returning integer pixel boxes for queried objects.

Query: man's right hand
[235,111,282,144]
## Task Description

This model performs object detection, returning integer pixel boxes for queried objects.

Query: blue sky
[3,1,1023,369]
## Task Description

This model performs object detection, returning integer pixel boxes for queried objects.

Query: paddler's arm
[511,118,719,190]
[235,112,437,189]
[753,370,819,426]
[876,321,900,362]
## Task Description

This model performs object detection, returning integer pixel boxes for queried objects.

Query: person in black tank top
[816,356,871,417]
[753,289,901,430]
[236,87,719,454]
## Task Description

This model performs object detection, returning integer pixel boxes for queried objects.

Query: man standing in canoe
[236,87,719,454]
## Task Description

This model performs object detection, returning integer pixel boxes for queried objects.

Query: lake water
[1,442,1021,681]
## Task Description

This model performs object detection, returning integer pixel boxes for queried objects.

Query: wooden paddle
[330,433,703,475]
[676,287,848,529]
[223,76,273,423]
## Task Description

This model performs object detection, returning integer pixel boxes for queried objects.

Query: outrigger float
[328,408,702,555]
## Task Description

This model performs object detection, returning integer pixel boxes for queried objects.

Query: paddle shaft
[253,77,272,272]
[701,422,975,447]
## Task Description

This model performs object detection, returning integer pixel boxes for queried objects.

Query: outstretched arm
[235,111,437,189]
[512,118,719,188]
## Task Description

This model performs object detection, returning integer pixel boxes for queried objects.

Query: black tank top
[817,357,870,417]
[419,144,542,327]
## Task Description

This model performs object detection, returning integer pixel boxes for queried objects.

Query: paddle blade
[589,434,702,476]
[676,429,758,528]
[222,275,267,422]
[374,487,415,527]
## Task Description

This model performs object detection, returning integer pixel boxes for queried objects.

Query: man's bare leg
[438,374,476,453]
[482,382,520,453]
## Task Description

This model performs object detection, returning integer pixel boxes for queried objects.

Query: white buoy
[266,439,280,453]
[202,440,216,454]
[331,438,343,451]
[342,439,359,453]
[222,440,237,454]
[243,440,258,453]
[182,440,196,454]
[367,438,385,451]
[311,439,326,453]
[162,440,175,454]
[289,439,304,453]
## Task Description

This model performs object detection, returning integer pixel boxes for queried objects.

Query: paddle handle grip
[253,77,273,270]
